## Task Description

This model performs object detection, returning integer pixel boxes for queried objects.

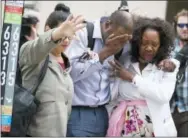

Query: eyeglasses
[177,23,188,28]
[56,36,72,44]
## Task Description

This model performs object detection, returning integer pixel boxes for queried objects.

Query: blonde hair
[174,9,188,23]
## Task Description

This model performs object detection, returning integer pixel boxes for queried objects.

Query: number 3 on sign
[12,42,18,56]
[3,41,10,55]
[1,72,6,86]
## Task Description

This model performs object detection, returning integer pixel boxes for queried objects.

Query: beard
[178,34,188,42]
[180,38,188,46]
[180,37,188,42]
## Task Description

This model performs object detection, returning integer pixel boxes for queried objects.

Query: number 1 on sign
[2,57,7,71]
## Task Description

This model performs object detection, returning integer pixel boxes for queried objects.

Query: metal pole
[1,0,24,133]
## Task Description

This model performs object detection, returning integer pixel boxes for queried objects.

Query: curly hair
[131,17,175,64]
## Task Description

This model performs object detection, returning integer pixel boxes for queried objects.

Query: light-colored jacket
[106,55,180,137]
[19,29,74,137]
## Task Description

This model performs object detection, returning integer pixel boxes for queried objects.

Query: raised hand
[105,33,132,55]
[99,33,132,63]
[52,14,86,41]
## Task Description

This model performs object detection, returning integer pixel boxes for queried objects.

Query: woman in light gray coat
[19,7,85,137]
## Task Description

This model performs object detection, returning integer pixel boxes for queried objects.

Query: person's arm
[109,59,180,104]
[19,14,86,66]
[67,29,131,82]
[133,59,180,104]
[67,31,104,82]
[19,29,56,65]
[71,55,105,82]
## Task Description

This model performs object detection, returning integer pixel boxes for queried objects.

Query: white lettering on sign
[6,0,24,7]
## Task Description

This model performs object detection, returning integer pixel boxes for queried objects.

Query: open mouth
[182,33,188,36]
[144,54,153,61]
[61,45,68,48]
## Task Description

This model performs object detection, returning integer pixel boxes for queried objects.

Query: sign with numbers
[1,0,24,132]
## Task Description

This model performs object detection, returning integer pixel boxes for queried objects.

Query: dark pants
[172,107,188,137]
[67,105,109,137]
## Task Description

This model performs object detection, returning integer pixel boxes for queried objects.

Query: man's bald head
[109,10,133,31]
[101,10,133,42]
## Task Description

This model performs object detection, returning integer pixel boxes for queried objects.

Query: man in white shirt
[66,10,133,137]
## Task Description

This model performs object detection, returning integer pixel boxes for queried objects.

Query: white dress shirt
[65,19,130,106]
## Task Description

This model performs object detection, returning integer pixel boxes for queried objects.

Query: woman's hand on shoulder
[157,59,177,72]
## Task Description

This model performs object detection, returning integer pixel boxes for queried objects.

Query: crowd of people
[7,2,188,137]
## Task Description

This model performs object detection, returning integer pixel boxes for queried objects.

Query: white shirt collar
[93,19,103,39]
[131,62,157,75]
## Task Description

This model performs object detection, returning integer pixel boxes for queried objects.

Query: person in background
[106,17,179,137]
[24,9,40,30]
[16,10,40,85]
[54,3,71,14]
[19,4,85,136]
[171,36,188,137]
[66,10,134,137]
[170,9,188,137]
[172,9,188,57]
[20,9,40,46]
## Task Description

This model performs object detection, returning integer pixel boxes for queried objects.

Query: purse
[3,56,49,137]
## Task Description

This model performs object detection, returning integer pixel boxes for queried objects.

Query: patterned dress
[107,99,155,137]
[121,103,155,137]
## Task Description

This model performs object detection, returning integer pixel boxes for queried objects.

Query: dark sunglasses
[177,23,188,28]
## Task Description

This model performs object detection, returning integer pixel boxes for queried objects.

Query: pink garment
[106,100,147,137]
[59,62,65,70]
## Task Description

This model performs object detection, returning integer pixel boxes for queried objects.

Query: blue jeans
[67,106,109,137]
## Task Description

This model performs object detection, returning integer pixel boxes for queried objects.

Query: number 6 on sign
[4,26,11,40]
[13,27,19,41]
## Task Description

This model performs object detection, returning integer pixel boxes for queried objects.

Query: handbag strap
[32,55,49,96]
